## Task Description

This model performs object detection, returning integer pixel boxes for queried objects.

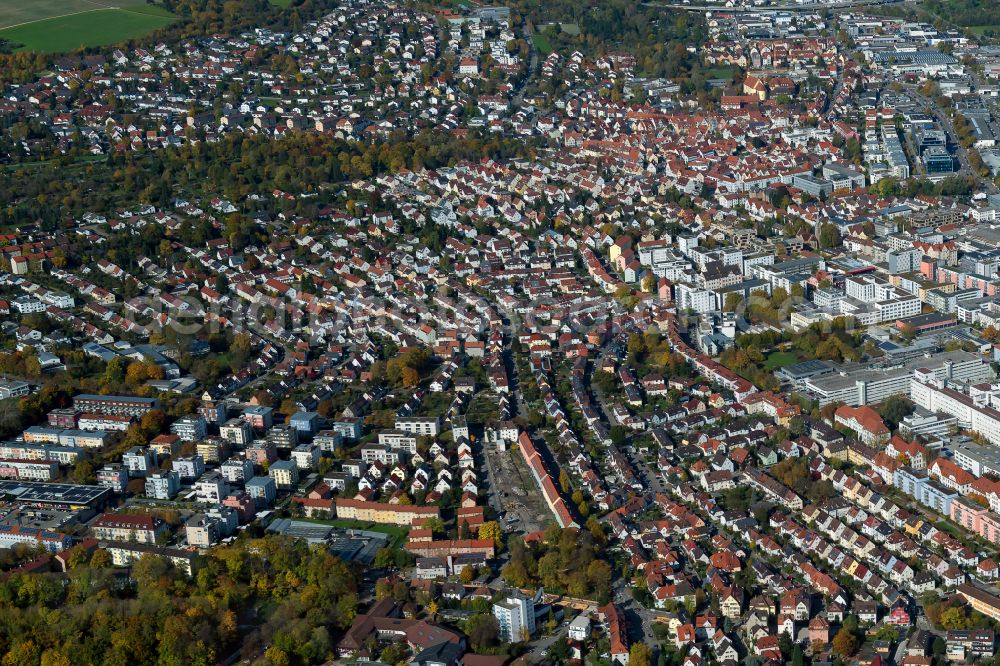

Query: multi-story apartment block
[394,416,440,436]
[72,394,159,417]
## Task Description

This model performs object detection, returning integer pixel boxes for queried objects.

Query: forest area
[506,0,707,80]
[921,0,1000,28]
[500,525,614,603]
[0,129,533,231]
[0,535,358,666]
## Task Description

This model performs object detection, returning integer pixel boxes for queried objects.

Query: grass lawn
[934,519,976,547]
[270,0,297,7]
[704,67,737,79]
[532,32,553,55]
[763,351,799,370]
[968,25,1000,35]
[0,4,176,53]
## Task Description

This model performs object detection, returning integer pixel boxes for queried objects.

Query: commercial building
[910,373,1000,446]
[804,351,992,406]
[899,405,957,439]
[0,480,109,508]
[822,162,866,190]
[952,440,1000,478]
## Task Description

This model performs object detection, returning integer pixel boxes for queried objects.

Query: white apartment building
[493,591,536,642]
[675,283,715,315]
[377,430,419,453]
[220,418,253,447]
[394,416,440,437]
[290,444,320,470]
[145,471,180,500]
[220,458,254,483]
[194,473,230,504]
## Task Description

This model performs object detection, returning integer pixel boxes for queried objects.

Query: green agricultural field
[0,1,176,53]
[0,0,112,29]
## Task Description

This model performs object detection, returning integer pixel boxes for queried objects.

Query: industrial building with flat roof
[802,350,992,406]
[0,480,111,508]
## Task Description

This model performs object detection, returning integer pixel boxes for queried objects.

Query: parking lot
[485,443,549,534]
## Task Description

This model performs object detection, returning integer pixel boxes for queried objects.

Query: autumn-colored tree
[939,606,972,630]
[832,628,858,657]
[400,366,420,387]
[559,469,571,493]
[39,648,72,666]
[4,640,40,666]
[89,549,111,568]
[125,361,165,387]
[629,643,652,666]
[478,521,502,546]
[264,646,289,666]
